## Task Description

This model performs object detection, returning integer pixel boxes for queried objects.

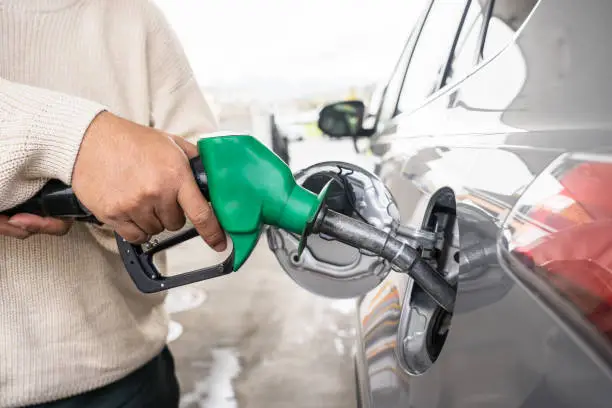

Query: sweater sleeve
[145,1,219,141]
[0,77,107,212]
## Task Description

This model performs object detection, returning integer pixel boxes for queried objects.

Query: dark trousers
[30,346,180,408]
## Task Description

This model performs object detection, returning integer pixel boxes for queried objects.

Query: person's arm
[0,77,107,238]
[0,77,107,212]
[0,86,226,250]
[0,78,226,249]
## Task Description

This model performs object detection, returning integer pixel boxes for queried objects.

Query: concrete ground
[163,236,359,408]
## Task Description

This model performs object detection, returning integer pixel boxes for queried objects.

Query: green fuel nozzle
[197,135,329,271]
[1,134,455,311]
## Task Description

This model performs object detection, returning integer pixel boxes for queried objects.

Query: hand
[71,111,227,251]
[0,214,72,239]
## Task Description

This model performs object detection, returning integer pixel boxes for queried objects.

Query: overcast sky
[153,0,420,99]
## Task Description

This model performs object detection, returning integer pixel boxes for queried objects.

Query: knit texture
[0,0,218,405]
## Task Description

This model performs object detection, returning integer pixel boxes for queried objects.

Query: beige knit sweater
[0,0,218,405]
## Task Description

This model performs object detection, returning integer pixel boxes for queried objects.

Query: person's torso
[0,1,170,405]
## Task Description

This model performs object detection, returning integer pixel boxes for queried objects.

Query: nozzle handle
[1,156,208,222]
[0,156,234,293]
[1,179,98,222]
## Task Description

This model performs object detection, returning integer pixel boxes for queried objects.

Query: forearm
[0,77,106,211]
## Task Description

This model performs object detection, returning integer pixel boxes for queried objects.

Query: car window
[396,0,470,116]
[376,40,413,123]
[376,0,430,123]
[443,0,488,86]
[481,0,539,60]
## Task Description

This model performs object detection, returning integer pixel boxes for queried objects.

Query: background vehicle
[313,0,612,407]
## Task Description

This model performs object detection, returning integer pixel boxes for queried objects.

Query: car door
[356,1,490,407]
[362,0,612,407]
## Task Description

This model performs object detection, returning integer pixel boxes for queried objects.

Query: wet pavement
[163,236,359,408]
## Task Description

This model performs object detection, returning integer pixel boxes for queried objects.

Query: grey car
[313,0,612,407]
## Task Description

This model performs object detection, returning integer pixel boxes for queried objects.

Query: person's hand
[71,111,227,251]
[0,214,72,239]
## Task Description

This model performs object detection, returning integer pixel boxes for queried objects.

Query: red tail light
[508,156,612,342]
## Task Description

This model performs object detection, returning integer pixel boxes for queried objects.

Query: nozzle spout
[314,207,456,312]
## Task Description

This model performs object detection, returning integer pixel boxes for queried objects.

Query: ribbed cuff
[25,95,107,185]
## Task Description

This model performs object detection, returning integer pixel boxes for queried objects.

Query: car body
[317,0,612,407]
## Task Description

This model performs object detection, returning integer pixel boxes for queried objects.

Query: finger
[41,218,73,235]
[114,221,150,244]
[156,198,186,232]
[0,215,32,239]
[170,135,199,158]
[177,180,226,251]
[7,214,72,236]
[130,206,164,236]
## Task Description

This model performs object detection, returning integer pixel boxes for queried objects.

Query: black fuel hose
[314,207,456,312]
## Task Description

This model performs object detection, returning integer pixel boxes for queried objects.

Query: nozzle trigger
[116,228,235,293]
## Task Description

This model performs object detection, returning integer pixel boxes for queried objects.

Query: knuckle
[41,226,58,235]
[24,225,40,234]
[175,161,194,180]
[166,165,184,182]
[164,211,187,232]
[116,201,140,218]
[205,230,224,244]
[191,206,211,226]
[102,203,124,221]
[165,221,184,232]
[140,184,162,201]
[158,210,184,232]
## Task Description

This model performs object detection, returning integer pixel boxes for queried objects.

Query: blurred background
[154,0,419,171]
[150,1,416,407]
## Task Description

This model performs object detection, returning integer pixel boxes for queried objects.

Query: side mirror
[317,100,369,138]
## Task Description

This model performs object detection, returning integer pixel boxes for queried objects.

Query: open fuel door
[266,161,401,298]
